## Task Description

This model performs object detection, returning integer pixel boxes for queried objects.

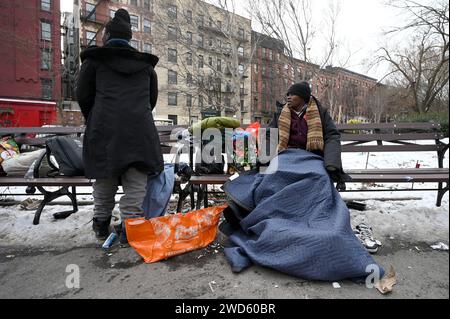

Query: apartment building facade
[75,0,252,125]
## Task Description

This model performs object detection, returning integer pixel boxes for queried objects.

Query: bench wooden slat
[337,123,441,130]
[348,173,449,183]
[0,127,86,135]
[341,133,444,141]
[342,144,440,152]
[0,177,93,187]
[347,168,449,174]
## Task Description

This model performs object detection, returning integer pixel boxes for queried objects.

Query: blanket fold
[223,149,384,281]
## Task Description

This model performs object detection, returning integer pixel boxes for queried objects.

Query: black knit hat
[287,82,312,103]
[105,9,132,41]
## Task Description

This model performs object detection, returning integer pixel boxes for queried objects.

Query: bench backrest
[0,125,187,155]
[1,122,446,155]
[335,122,446,153]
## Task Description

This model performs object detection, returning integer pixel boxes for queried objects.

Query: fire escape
[80,0,109,48]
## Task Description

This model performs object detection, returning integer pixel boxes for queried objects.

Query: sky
[60,0,414,80]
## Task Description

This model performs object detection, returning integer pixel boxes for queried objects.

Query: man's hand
[326,165,347,191]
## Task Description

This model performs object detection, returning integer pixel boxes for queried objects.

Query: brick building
[0,0,61,101]
[0,0,62,126]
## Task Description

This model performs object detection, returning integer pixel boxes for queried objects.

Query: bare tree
[376,0,449,113]
[249,0,343,74]
[248,0,359,122]
[151,0,261,121]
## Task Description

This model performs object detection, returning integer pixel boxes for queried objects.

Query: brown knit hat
[105,9,132,41]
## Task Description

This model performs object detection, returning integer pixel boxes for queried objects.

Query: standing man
[76,9,163,244]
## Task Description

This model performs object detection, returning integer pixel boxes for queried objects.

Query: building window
[68,29,74,44]
[217,59,222,72]
[208,37,213,47]
[198,55,204,68]
[168,48,177,63]
[168,114,178,125]
[130,40,139,50]
[238,46,244,57]
[41,78,52,100]
[85,3,96,21]
[190,116,198,125]
[186,94,192,107]
[198,75,204,87]
[130,0,138,6]
[168,5,177,19]
[168,70,177,84]
[238,28,244,39]
[86,30,96,45]
[168,93,177,106]
[186,10,192,23]
[41,49,51,70]
[240,83,245,95]
[130,15,139,31]
[168,26,177,41]
[186,73,193,85]
[143,43,152,53]
[208,56,213,67]
[144,19,151,33]
[109,10,116,18]
[269,49,273,60]
[186,31,192,45]
[186,52,192,65]
[143,0,152,11]
[240,100,245,111]
[198,34,204,47]
[41,0,51,11]
[41,21,51,41]
[198,15,204,27]
[198,95,203,108]
[239,64,244,74]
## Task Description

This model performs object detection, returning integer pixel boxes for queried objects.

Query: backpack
[43,136,84,176]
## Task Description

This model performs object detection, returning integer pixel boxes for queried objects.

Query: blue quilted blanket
[223,149,384,281]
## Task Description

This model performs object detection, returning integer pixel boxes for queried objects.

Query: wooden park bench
[185,122,449,209]
[0,122,448,225]
[0,125,187,225]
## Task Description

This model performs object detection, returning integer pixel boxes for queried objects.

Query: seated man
[267,81,351,189]
[220,82,393,288]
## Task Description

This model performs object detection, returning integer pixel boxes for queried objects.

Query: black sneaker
[118,222,129,246]
[92,217,111,240]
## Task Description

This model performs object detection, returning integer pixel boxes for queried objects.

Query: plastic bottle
[102,232,117,250]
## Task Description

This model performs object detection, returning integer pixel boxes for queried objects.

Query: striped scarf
[277,98,324,153]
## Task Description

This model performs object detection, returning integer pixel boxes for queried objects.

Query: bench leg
[33,186,79,225]
[436,182,449,207]
[175,183,191,213]
[190,183,195,210]
[204,185,208,208]
[53,186,78,220]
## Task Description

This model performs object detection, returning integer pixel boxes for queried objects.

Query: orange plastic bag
[125,205,227,263]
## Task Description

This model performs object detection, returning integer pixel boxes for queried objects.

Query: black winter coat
[76,42,163,179]
[267,96,352,183]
